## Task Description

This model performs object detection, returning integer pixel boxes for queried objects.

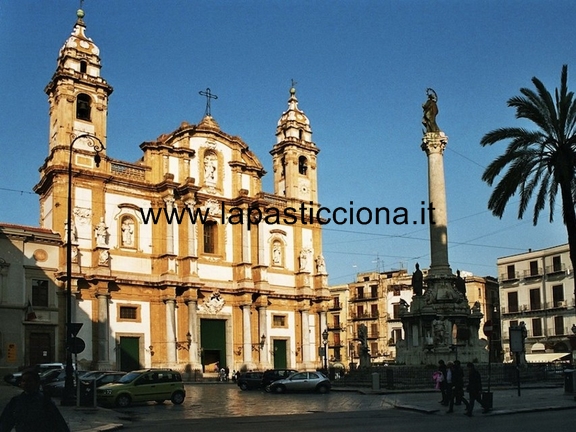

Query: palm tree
[480,65,576,309]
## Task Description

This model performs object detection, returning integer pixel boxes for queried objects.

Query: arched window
[203,221,217,254]
[76,93,91,121]
[298,156,308,175]
[80,61,87,74]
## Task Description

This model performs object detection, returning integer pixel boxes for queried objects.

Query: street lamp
[62,133,105,406]
[322,328,329,372]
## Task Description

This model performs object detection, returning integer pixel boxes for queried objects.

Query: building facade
[0,224,62,376]
[498,244,575,363]
[33,10,330,375]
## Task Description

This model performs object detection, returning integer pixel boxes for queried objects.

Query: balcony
[328,302,342,311]
[500,271,520,283]
[327,324,342,331]
[351,311,379,321]
[353,331,379,339]
[350,293,379,302]
[523,268,543,280]
[546,263,566,276]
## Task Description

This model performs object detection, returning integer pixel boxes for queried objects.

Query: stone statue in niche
[204,152,218,184]
[299,249,308,272]
[121,218,134,247]
[272,242,282,265]
[94,217,108,247]
[433,318,447,345]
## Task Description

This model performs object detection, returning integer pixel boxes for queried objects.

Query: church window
[76,93,92,121]
[203,221,217,254]
[32,279,49,307]
[80,61,87,74]
[281,157,286,178]
[298,156,308,175]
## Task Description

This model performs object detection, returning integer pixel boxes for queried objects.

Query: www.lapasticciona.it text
[139,201,436,230]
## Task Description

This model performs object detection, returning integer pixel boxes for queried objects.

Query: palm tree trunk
[559,181,576,316]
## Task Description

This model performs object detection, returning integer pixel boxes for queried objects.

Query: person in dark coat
[462,362,487,416]
[447,360,464,413]
[0,369,70,432]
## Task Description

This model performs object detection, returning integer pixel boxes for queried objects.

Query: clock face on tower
[298,178,310,197]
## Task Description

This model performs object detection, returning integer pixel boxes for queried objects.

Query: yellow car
[97,369,185,407]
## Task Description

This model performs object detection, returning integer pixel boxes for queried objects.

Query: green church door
[200,319,226,372]
[273,339,287,368]
[119,336,140,371]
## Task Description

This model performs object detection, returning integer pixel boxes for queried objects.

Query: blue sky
[0,0,573,284]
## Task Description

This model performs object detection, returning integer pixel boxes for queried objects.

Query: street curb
[488,405,576,416]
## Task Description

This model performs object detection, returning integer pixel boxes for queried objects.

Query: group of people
[435,359,488,416]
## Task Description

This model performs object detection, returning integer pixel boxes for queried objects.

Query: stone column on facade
[242,304,254,368]
[185,200,197,255]
[164,195,176,255]
[421,132,452,277]
[301,307,311,369]
[165,297,177,365]
[186,299,202,371]
[96,291,110,368]
[258,304,270,368]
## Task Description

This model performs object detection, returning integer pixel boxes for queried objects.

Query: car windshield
[118,371,141,383]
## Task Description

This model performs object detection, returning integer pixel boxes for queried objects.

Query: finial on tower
[290,79,298,96]
[76,0,85,24]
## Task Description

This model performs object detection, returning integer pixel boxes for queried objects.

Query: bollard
[371,372,380,391]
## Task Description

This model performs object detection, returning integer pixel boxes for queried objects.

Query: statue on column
[412,263,424,296]
[315,254,327,274]
[94,217,109,247]
[455,270,467,296]
[422,88,440,133]
[299,249,308,272]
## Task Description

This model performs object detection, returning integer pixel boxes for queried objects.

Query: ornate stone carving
[200,291,225,314]
[73,207,92,225]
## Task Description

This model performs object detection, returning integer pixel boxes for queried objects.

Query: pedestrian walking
[452,360,464,406]
[462,362,488,416]
[0,369,70,432]
[437,360,448,405]
[445,362,454,413]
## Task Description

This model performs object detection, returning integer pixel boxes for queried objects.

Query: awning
[525,352,570,363]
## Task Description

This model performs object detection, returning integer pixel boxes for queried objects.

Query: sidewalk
[333,384,576,416]
[0,383,123,432]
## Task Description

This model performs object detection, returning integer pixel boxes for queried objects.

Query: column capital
[421,131,448,155]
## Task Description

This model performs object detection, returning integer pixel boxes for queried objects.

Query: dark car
[237,371,264,391]
[4,363,65,387]
[268,371,331,394]
[43,370,120,397]
[262,369,298,392]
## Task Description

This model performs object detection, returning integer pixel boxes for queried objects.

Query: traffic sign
[483,320,493,337]
[67,323,83,337]
[68,337,86,354]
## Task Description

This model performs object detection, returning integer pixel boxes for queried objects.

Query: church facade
[33,10,330,375]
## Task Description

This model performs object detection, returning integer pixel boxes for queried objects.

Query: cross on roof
[199,88,218,117]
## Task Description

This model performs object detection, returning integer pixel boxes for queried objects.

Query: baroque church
[33,9,330,375]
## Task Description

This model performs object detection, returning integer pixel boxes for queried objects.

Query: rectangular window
[529,261,539,276]
[119,306,138,320]
[370,323,378,337]
[507,265,516,280]
[333,315,340,327]
[370,285,378,298]
[332,297,340,308]
[393,285,401,296]
[508,292,518,313]
[529,288,541,310]
[32,279,49,307]
[370,342,378,355]
[356,305,364,316]
[509,320,518,329]
[554,316,564,335]
[392,328,402,345]
[272,315,287,328]
[357,286,364,299]
[552,256,562,272]
[552,285,564,306]
[532,318,542,337]
[333,333,341,345]
[393,303,400,319]
[203,222,216,254]
[370,304,378,317]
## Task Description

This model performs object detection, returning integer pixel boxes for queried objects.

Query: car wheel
[155,400,165,404]
[273,385,286,394]
[239,383,248,391]
[264,384,272,393]
[116,394,131,408]
[171,391,185,405]
[317,384,330,394]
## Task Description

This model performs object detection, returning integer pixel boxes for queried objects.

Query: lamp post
[61,133,105,406]
[322,328,328,373]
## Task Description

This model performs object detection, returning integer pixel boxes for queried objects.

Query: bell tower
[270,86,319,202]
[44,8,113,166]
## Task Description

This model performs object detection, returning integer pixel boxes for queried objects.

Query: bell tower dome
[44,8,113,164]
[270,86,319,202]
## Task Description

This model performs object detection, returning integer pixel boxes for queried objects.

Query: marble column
[186,299,201,369]
[96,291,110,368]
[164,195,175,255]
[165,297,177,365]
[242,304,253,366]
[421,132,452,277]
[301,308,311,367]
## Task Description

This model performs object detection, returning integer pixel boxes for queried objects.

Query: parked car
[97,369,185,408]
[44,370,125,398]
[268,371,331,394]
[262,369,298,392]
[237,371,264,391]
[4,363,65,387]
